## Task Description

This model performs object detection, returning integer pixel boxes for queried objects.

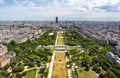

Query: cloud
[97,2,120,12]
[0,0,4,4]
[1,0,120,12]
[0,0,120,21]
[65,0,120,12]
[4,0,55,7]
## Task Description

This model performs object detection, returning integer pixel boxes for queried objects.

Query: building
[114,46,120,55]
[0,51,16,67]
[0,44,8,56]
[56,17,58,23]
[0,56,10,67]
[8,51,16,58]
[0,44,16,67]
[106,52,120,65]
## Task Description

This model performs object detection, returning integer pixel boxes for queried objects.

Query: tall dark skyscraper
[56,17,58,23]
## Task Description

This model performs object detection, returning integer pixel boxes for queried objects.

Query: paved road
[47,32,59,78]
[35,68,39,78]
[47,51,55,78]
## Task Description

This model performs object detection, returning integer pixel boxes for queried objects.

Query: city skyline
[0,0,120,21]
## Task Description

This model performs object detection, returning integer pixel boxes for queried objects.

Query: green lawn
[56,37,64,45]
[23,69,37,78]
[52,63,67,78]
[58,33,63,37]
[77,68,98,78]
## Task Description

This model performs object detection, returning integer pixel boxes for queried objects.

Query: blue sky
[0,0,120,21]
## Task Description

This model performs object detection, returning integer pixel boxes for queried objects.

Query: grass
[56,38,64,45]
[52,63,67,78]
[53,52,67,78]
[56,32,64,45]
[52,32,67,78]
[23,69,37,78]
[58,33,63,37]
[54,53,66,63]
[77,68,98,78]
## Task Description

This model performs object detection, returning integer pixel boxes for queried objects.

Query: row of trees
[37,30,57,45]
[64,30,120,78]
[0,30,56,78]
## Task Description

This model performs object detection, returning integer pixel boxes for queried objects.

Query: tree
[0,70,10,77]
[10,40,16,46]
[99,73,108,78]
[13,63,24,73]
[92,57,99,65]
[85,64,90,71]
[93,65,101,73]
[27,62,35,67]
[82,56,92,65]
[14,48,23,54]
[106,70,117,78]
[22,71,27,76]
[99,73,104,78]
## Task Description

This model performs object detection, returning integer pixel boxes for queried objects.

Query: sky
[0,0,120,21]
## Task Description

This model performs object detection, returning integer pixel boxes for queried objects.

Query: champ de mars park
[1,26,117,78]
